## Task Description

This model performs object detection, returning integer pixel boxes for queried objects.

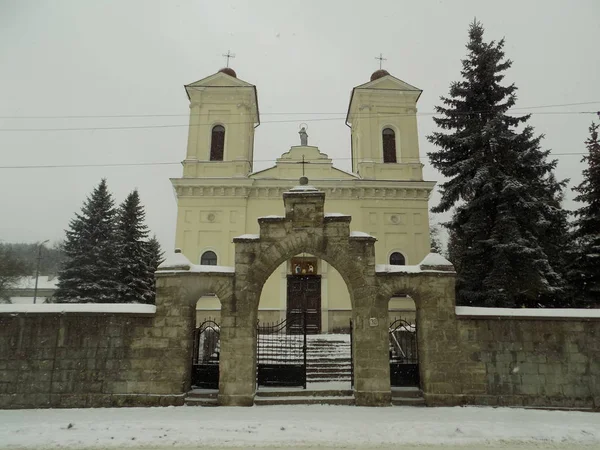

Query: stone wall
[446,315,600,409]
[418,310,600,410]
[0,305,192,409]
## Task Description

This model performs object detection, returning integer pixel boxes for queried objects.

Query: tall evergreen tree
[55,179,119,302]
[145,235,165,304]
[115,190,154,304]
[568,122,600,306]
[430,222,444,255]
[427,21,569,307]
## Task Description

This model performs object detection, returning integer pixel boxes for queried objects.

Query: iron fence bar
[349,318,354,389]
[303,308,307,389]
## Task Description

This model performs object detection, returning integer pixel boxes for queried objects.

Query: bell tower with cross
[180,52,260,178]
[345,54,425,181]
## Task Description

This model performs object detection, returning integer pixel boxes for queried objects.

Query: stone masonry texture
[1,187,598,409]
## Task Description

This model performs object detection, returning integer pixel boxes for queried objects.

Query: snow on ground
[1,405,599,449]
[456,306,600,319]
[0,303,156,315]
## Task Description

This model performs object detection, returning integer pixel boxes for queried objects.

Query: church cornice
[171,178,435,200]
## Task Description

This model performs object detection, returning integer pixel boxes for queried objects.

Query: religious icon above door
[291,257,318,276]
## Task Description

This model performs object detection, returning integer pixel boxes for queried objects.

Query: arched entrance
[155,183,456,407]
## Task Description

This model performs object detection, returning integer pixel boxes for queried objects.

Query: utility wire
[0,101,599,119]
[0,152,590,170]
[0,111,597,132]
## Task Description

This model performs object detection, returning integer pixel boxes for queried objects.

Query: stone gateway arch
[156,182,456,406]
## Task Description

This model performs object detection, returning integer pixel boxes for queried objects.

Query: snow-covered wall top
[456,306,600,319]
[157,250,235,274]
[0,304,156,315]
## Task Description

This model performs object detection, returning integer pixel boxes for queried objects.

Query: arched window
[382,128,397,163]
[210,125,225,161]
[200,251,218,266]
[389,252,405,266]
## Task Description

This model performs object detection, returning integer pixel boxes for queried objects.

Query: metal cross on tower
[375,53,387,70]
[222,50,235,67]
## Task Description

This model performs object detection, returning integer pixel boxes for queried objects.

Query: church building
[171,67,435,333]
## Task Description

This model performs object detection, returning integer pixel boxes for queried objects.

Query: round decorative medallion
[390,215,399,224]
[207,213,216,222]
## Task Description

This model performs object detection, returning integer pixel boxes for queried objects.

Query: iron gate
[191,319,220,389]
[389,317,419,387]
[257,313,307,388]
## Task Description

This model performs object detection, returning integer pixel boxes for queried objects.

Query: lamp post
[33,240,49,304]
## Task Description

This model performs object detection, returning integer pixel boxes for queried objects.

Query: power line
[0,101,598,119]
[0,152,590,170]
[0,111,596,132]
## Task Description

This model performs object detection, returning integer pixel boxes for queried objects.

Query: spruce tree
[145,235,165,304]
[569,122,600,306]
[115,190,153,304]
[427,21,569,307]
[55,179,119,302]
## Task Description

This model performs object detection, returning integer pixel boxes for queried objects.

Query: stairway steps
[256,389,353,398]
[392,397,425,406]
[255,396,355,406]
[391,386,425,407]
[185,397,218,406]
[184,388,219,406]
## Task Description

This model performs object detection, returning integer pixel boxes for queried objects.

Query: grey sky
[0,0,598,252]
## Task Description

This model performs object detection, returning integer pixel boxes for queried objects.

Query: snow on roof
[0,303,156,315]
[419,252,453,266]
[349,231,374,238]
[376,264,422,274]
[325,213,350,217]
[189,264,235,273]
[13,276,58,290]
[456,306,600,319]
[157,250,235,274]
[157,250,192,270]
[257,215,284,220]
[234,234,260,240]
[288,185,319,192]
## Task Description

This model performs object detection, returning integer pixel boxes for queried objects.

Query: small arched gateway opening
[155,184,456,407]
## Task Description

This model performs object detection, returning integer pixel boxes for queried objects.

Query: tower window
[382,128,397,163]
[389,252,405,265]
[201,251,218,266]
[210,125,225,161]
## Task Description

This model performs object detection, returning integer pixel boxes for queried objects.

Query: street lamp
[33,240,49,304]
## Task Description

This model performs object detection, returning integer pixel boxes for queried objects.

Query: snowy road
[0,405,598,449]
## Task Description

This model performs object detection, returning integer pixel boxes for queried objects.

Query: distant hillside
[0,242,65,276]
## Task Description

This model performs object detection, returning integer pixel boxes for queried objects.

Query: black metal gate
[257,313,307,388]
[389,317,419,387]
[191,319,220,389]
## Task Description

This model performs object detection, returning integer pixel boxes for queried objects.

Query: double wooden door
[286,275,321,334]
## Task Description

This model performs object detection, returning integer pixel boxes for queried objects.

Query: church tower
[346,70,423,181]
[182,68,260,178]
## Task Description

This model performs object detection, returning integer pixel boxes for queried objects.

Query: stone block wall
[0,309,190,409]
[423,315,600,409]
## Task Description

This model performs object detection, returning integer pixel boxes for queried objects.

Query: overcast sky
[1,0,599,252]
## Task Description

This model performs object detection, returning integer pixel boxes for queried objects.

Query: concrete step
[307,377,352,383]
[255,389,353,398]
[391,386,425,407]
[391,396,426,406]
[184,397,218,406]
[391,387,423,398]
[306,364,352,373]
[186,388,218,399]
[184,388,219,406]
[255,396,355,406]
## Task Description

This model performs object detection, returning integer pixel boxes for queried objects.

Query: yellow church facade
[171,68,435,333]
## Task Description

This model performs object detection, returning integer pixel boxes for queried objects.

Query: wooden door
[287,275,321,334]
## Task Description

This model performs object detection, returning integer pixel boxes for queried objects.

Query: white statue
[299,127,308,146]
